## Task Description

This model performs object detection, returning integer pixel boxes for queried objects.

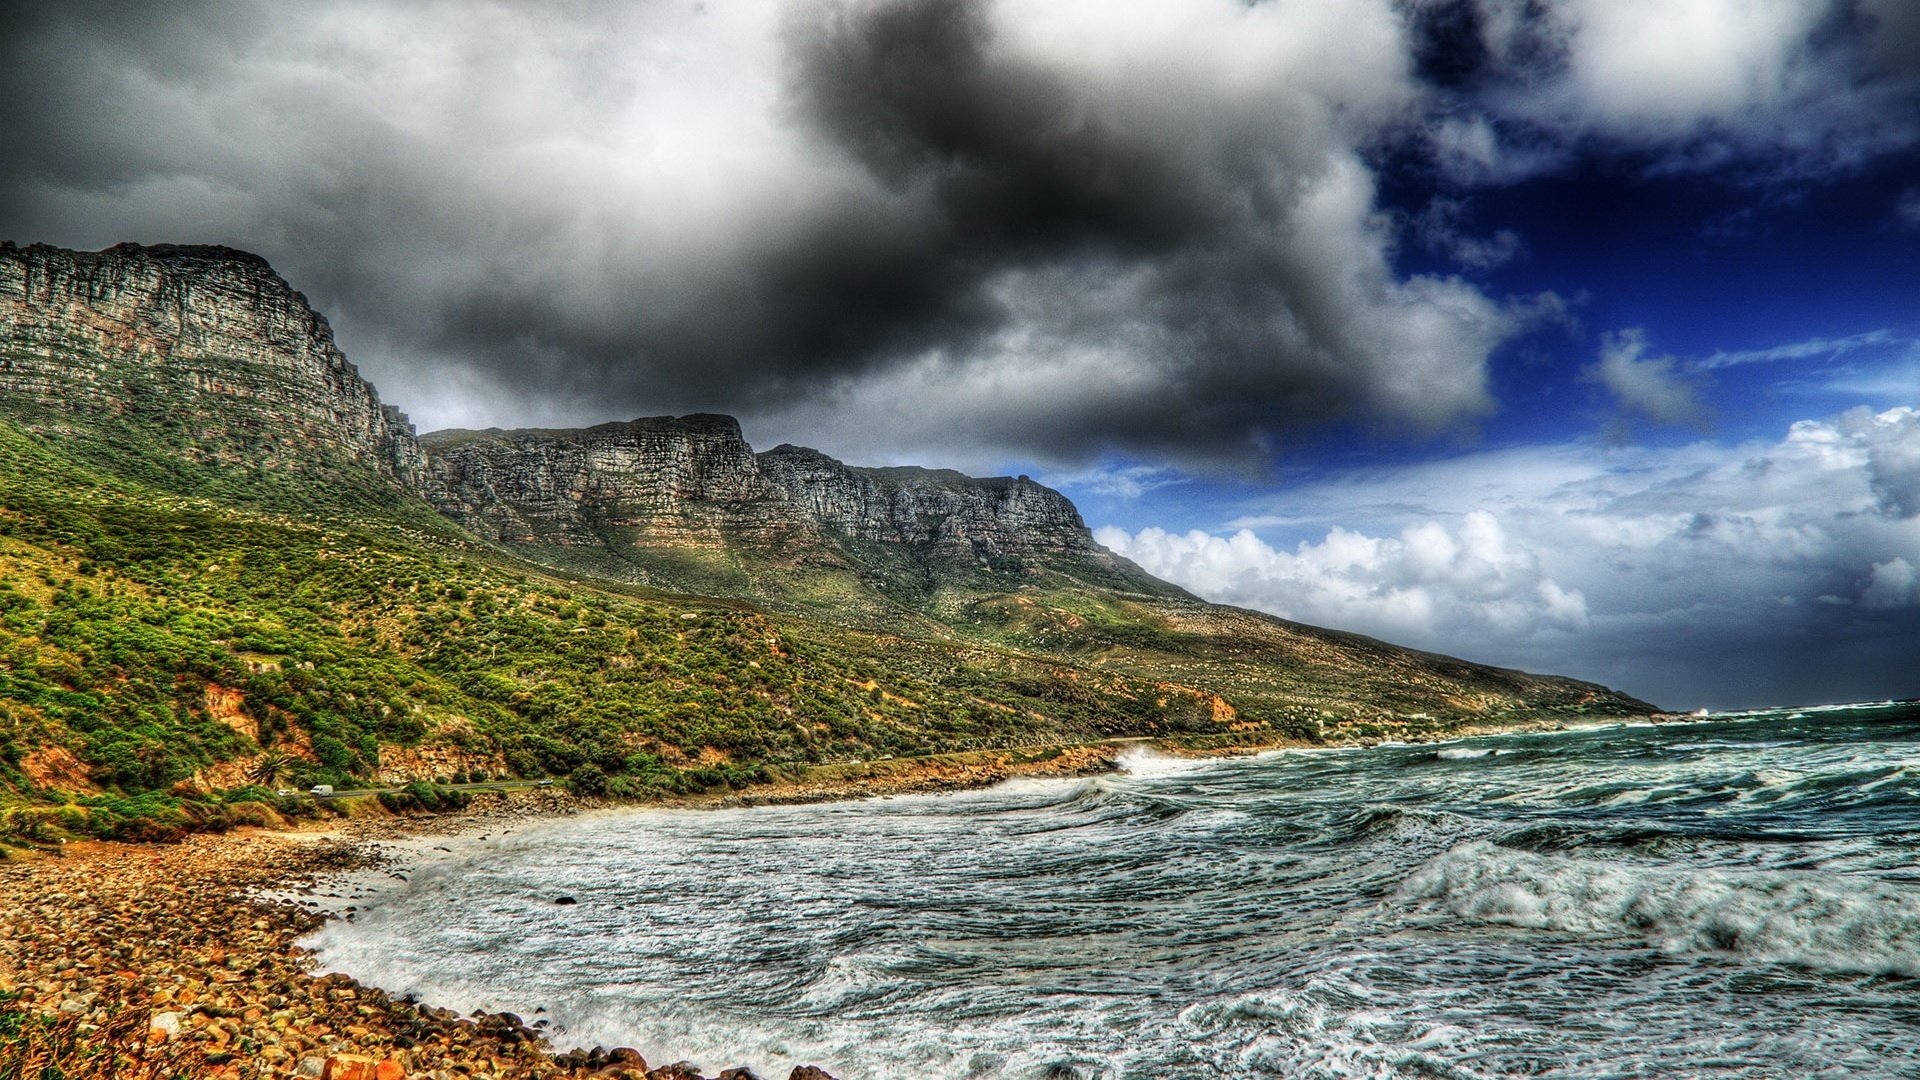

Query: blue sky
[2,0,1916,707]
[1053,143,1920,707]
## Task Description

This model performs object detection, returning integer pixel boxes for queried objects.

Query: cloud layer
[3,0,1912,469]
[1418,0,1920,182]
[1102,406,1920,707]
[0,0,1512,466]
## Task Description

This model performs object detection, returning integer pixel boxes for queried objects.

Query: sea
[302,701,1920,1079]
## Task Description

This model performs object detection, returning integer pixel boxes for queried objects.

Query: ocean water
[303,703,1920,1078]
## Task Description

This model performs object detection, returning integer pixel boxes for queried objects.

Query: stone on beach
[0,791,839,1079]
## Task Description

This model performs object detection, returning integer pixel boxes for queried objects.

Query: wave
[1492,821,1833,858]
[1173,977,1487,1080]
[1398,841,1920,977]
[1114,747,1216,779]
[1295,805,1484,856]
[1432,746,1522,761]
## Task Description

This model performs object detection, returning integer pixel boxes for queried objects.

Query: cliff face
[420,416,1157,592]
[0,242,422,486]
[0,242,1167,588]
[0,243,1150,597]
[755,444,1101,559]
[421,415,793,548]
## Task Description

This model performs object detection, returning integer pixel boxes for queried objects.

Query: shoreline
[0,718,1662,1079]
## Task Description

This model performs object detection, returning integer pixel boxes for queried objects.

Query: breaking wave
[1399,840,1920,977]
[305,700,1920,1079]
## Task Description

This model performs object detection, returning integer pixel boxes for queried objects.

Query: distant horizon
[3,0,1916,708]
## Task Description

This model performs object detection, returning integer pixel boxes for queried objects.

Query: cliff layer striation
[0,242,422,491]
[422,417,1175,606]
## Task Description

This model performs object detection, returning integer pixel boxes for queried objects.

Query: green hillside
[0,421,1198,836]
[0,241,1654,845]
[0,413,1650,843]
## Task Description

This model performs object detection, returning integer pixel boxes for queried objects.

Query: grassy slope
[0,410,1655,845]
[0,420,1236,840]
[489,496,1653,731]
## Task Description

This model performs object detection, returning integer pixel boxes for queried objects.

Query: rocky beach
[0,742,1165,1079]
[0,789,841,1080]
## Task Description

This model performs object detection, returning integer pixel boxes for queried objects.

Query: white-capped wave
[1173,972,1489,1080]
[1398,841,1920,977]
[1114,747,1215,778]
[1433,747,1518,761]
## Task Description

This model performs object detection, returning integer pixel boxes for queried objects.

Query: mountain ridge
[0,241,1657,829]
[0,240,424,489]
[0,240,1168,606]
[418,411,1181,613]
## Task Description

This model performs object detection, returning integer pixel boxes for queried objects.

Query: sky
[1,0,1917,708]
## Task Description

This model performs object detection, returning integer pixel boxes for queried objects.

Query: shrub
[565,762,609,797]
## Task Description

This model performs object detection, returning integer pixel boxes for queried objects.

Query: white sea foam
[300,701,1920,1079]
[1433,747,1518,760]
[1399,840,1920,977]
[1114,746,1216,778]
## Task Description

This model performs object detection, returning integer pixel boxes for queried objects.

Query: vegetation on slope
[0,408,1650,848]
[0,422,1245,842]
[0,242,1654,848]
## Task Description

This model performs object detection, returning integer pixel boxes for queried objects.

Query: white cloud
[1452,0,1920,181]
[1585,329,1708,427]
[1551,0,1825,132]
[1777,352,1920,403]
[1698,329,1899,369]
[1099,510,1587,643]
[1100,406,1920,708]
[1862,557,1918,609]
[1412,197,1525,270]
[1041,463,1189,500]
[1842,405,1920,517]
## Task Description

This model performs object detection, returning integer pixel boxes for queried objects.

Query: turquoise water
[307,702,1920,1078]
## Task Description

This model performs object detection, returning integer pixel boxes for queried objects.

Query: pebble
[0,792,840,1080]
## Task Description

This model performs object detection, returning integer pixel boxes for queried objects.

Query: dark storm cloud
[762,0,1527,462]
[791,1,1222,254]
[0,0,1511,466]
[0,0,1912,473]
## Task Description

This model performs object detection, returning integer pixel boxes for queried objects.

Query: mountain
[420,415,1178,617]
[0,242,1655,834]
[0,241,423,508]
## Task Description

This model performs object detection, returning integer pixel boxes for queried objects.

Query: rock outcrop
[420,416,1165,593]
[0,242,1164,597]
[0,242,423,486]
[755,444,1099,560]
[421,415,791,549]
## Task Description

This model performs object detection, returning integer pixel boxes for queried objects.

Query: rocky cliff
[0,242,422,487]
[0,243,1161,600]
[755,444,1101,560]
[421,415,784,549]
[421,416,1170,597]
